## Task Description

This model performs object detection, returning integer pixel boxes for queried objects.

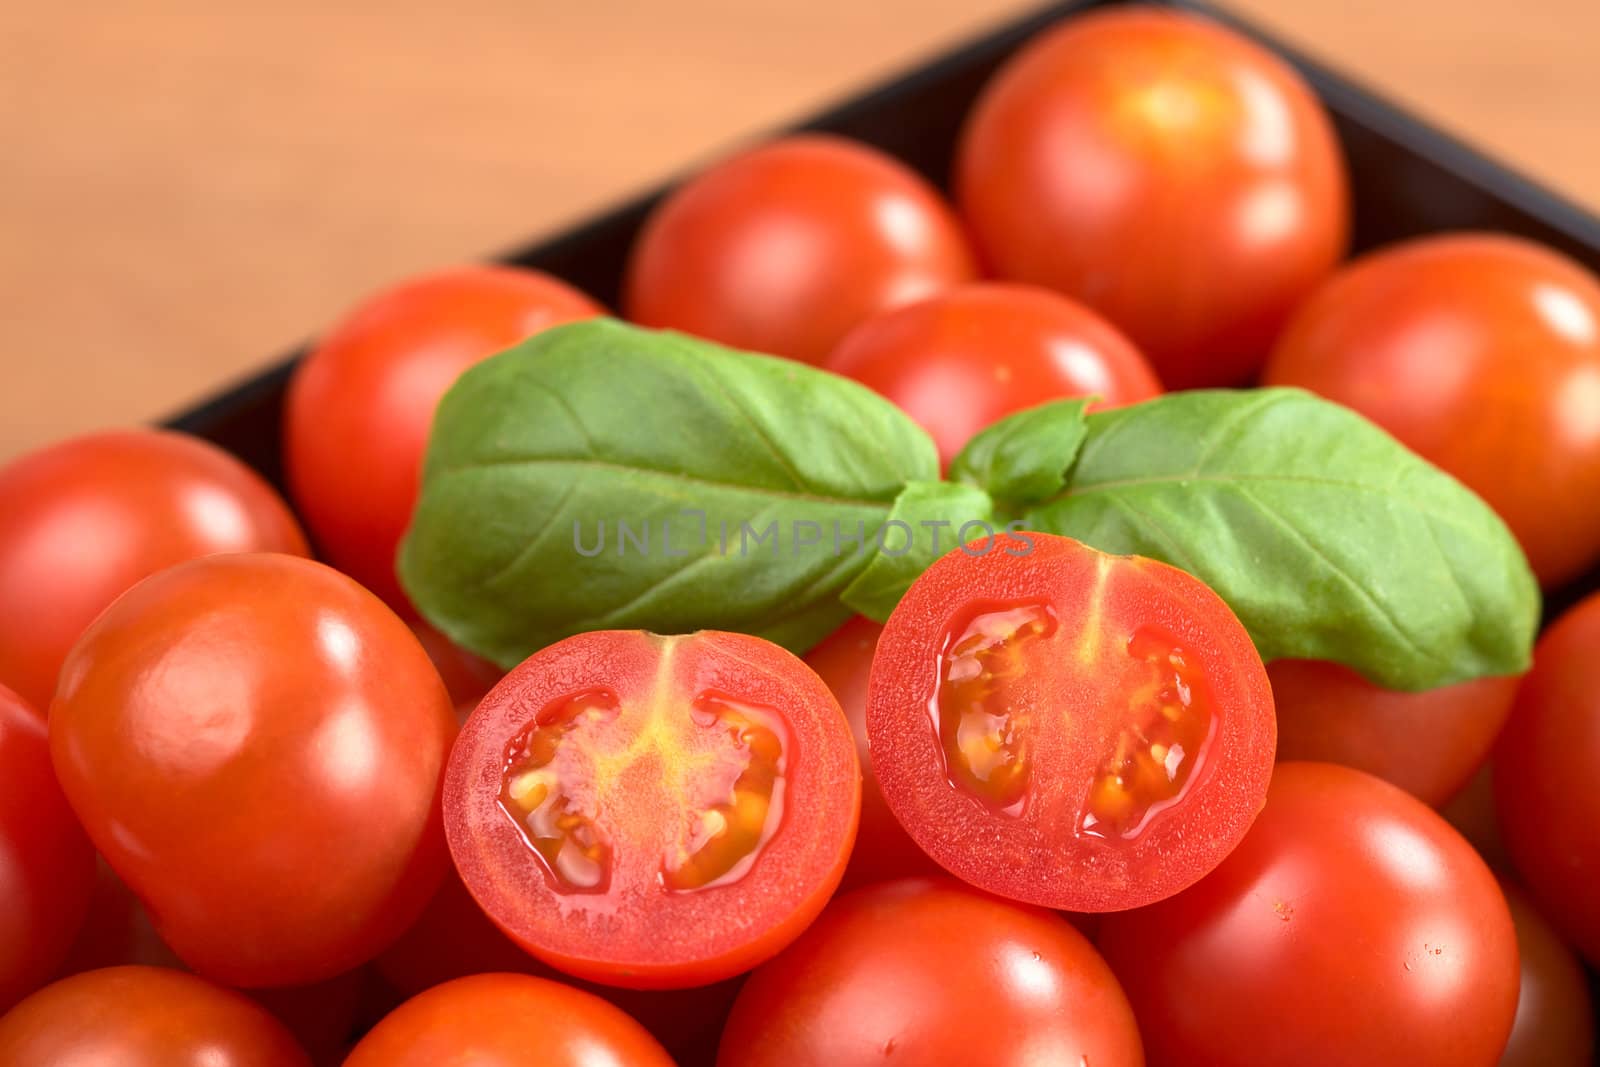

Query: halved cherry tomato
[1499,879,1595,1067]
[284,265,601,610]
[1269,659,1519,807]
[0,429,307,709]
[824,282,1162,465]
[867,533,1275,911]
[1099,762,1519,1067]
[802,616,941,890]
[345,973,675,1067]
[956,7,1348,388]
[0,965,310,1066]
[0,683,94,1011]
[623,133,978,364]
[1263,233,1600,587]
[1494,589,1600,964]
[446,629,860,988]
[716,877,1143,1067]
[49,553,457,987]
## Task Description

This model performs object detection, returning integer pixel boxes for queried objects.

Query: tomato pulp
[445,629,860,988]
[866,533,1275,911]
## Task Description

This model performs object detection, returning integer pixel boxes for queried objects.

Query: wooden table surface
[3,0,1598,461]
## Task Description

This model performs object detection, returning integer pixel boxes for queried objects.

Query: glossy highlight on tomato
[1264,232,1600,587]
[1268,658,1519,807]
[285,265,602,610]
[445,628,860,988]
[49,553,457,987]
[866,533,1275,911]
[623,133,978,364]
[0,429,308,709]
[824,282,1162,465]
[0,683,94,1011]
[956,7,1348,388]
[717,877,1144,1067]
[1099,762,1519,1067]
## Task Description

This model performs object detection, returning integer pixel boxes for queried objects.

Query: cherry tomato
[0,429,307,709]
[344,973,675,1067]
[802,616,941,890]
[1268,658,1519,807]
[247,970,367,1067]
[1099,762,1519,1067]
[446,629,860,988]
[58,857,184,975]
[1263,233,1600,587]
[284,265,601,610]
[0,683,94,1010]
[0,965,310,1066]
[49,553,457,987]
[1494,589,1600,963]
[1441,765,1513,873]
[410,617,503,719]
[1499,880,1595,1067]
[717,877,1143,1067]
[623,133,978,364]
[956,7,1348,388]
[824,283,1162,465]
[867,533,1275,911]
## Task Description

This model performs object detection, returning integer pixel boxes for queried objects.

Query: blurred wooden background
[3,0,1598,461]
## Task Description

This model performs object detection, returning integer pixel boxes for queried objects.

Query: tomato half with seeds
[445,629,860,988]
[866,533,1274,911]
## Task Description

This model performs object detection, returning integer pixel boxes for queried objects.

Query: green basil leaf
[398,319,940,667]
[1024,387,1539,690]
[839,480,996,620]
[948,398,1091,507]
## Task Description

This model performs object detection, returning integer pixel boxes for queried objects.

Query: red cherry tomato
[0,965,310,1066]
[446,629,860,988]
[1499,880,1595,1067]
[624,133,978,364]
[1268,658,1519,807]
[1263,233,1600,587]
[1440,765,1513,873]
[0,429,307,709]
[49,553,456,987]
[802,616,941,890]
[58,857,185,976]
[246,970,367,1067]
[284,265,601,610]
[716,877,1143,1067]
[824,282,1162,465]
[956,7,1348,388]
[344,973,675,1067]
[867,533,1275,911]
[1494,589,1600,964]
[409,618,503,719]
[1099,762,1519,1067]
[0,684,94,1010]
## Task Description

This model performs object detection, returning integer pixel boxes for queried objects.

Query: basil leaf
[840,480,996,620]
[398,319,939,667]
[948,398,1090,507]
[1024,388,1539,690]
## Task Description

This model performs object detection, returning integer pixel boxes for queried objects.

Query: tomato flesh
[446,629,860,988]
[867,533,1274,911]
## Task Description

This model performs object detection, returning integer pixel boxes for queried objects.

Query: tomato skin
[624,133,978,364]
[1099,761,1519,1067]
[956,7,1348,388]
[1263,233,1600,587]
[344,973,675,1067]
[284,265,601,610]
[1499,880,1595,1067]
[0,965,310,1066]
[716,877,1143,1067]
[1268,658,1519,807]
[49,553,457,987]
[1494,590,1600,964]
[0,429,308,709]
[802,617,941,890]
[867,533,1276,912]
[409,617,503,719]
[824,283,1162,465]
[0,684,94,1011]
[448,628,859,989]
